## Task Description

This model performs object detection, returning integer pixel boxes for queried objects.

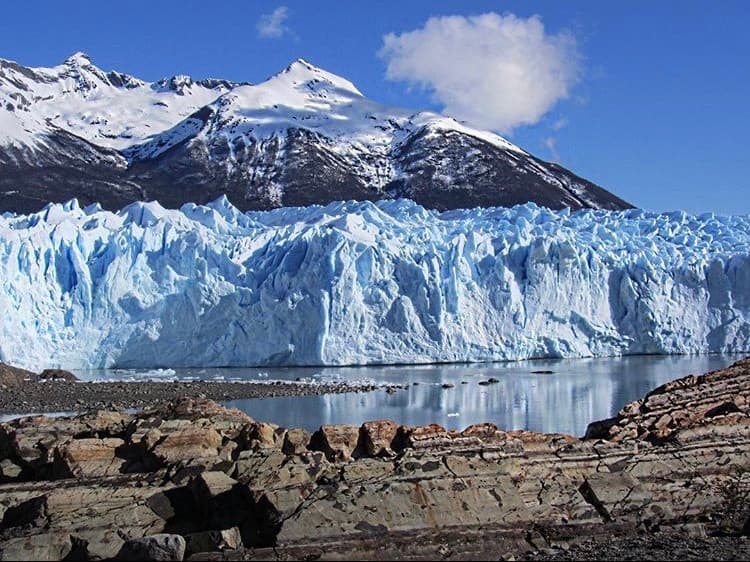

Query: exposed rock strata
[1,361,749,560]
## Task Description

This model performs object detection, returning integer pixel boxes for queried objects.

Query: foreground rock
[1,360,749,561]
[117,534,186,561]
[525,532,750,561]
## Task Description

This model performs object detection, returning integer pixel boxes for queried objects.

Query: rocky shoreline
[0,363,379,415]
[0,359,749,560]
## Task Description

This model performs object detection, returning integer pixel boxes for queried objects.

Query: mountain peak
[155,74,195,95]
[0,51,632,215]
[288,57,310,66]
[283,58,316,73]
[267,58,362,97]
[64,51,93,67]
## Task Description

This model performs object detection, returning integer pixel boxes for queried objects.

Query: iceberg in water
[0,197,748,370]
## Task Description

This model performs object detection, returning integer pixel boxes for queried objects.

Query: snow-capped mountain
[1,198,747,370]
[0,53,631,213]
[1,52,238,149]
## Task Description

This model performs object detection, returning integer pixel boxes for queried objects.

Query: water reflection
[214,354,743,436]
[76,354,743,437]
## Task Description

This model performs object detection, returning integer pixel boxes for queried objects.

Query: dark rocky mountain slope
[0,53,631,213]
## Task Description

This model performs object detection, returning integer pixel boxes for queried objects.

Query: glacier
[0,197,749,371]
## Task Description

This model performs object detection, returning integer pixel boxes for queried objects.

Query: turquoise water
[78,353,744,437]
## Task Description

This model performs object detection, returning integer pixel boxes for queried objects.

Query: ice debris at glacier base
[0,197,748,370]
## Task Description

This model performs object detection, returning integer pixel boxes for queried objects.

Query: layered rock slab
[0,360,749,560]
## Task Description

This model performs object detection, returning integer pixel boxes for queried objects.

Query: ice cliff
[0,197,748,370]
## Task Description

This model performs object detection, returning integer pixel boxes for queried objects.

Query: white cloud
[379,13,581,134]
[552,117,569,131]
[257,6,290,39]
[543,136,560,162]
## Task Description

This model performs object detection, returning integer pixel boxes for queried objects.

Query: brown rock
[702,401,742,419]
[77,410,132,436]
[654,413,673,434]
[234,450,287,487]
[254,487,308,545]
[191,470,237,502]
[218,440,238,462]
[397,423,453,451]
[460,422,512,446]
[361,420,398,457]
[140,428,164,451]
[155,397,253,425]
[508,430,577,453]
[395,451,453,478]
[461,422,498,438]
[243,422,284,450]
[309,424,361,461]
[0,363,36,388]
[589,358,750,444]
[5,415,72,471]
[0,410,133,479]
[56,437,126,478]
[148,398,253,441]
[151,425,223,464]
[276,475,532,545]
[38,369,78,382]
[282,427,311,455]
[74,528,130,560]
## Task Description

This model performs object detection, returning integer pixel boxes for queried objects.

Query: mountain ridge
[0,53,632,213]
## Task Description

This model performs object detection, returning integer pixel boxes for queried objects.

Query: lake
[77,353,744,437]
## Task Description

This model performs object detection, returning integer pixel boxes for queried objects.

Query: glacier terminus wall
[0,197,748,370]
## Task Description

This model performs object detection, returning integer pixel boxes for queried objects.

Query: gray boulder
[116,534,186,561]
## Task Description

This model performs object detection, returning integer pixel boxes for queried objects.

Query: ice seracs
[0,198,748,370]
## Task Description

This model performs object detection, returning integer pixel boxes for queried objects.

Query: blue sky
[1,1,748,214]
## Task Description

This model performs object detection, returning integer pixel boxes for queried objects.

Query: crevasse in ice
[1,197,748,370]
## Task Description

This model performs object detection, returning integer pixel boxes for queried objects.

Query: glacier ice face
[0,197,749,370]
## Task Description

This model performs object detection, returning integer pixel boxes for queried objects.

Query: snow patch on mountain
[0,52,630,213]
[196,58,526,156]
[124,57,528,195]
[0,198,748,370]
[1,52,522,160]
[0,52,238,150]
